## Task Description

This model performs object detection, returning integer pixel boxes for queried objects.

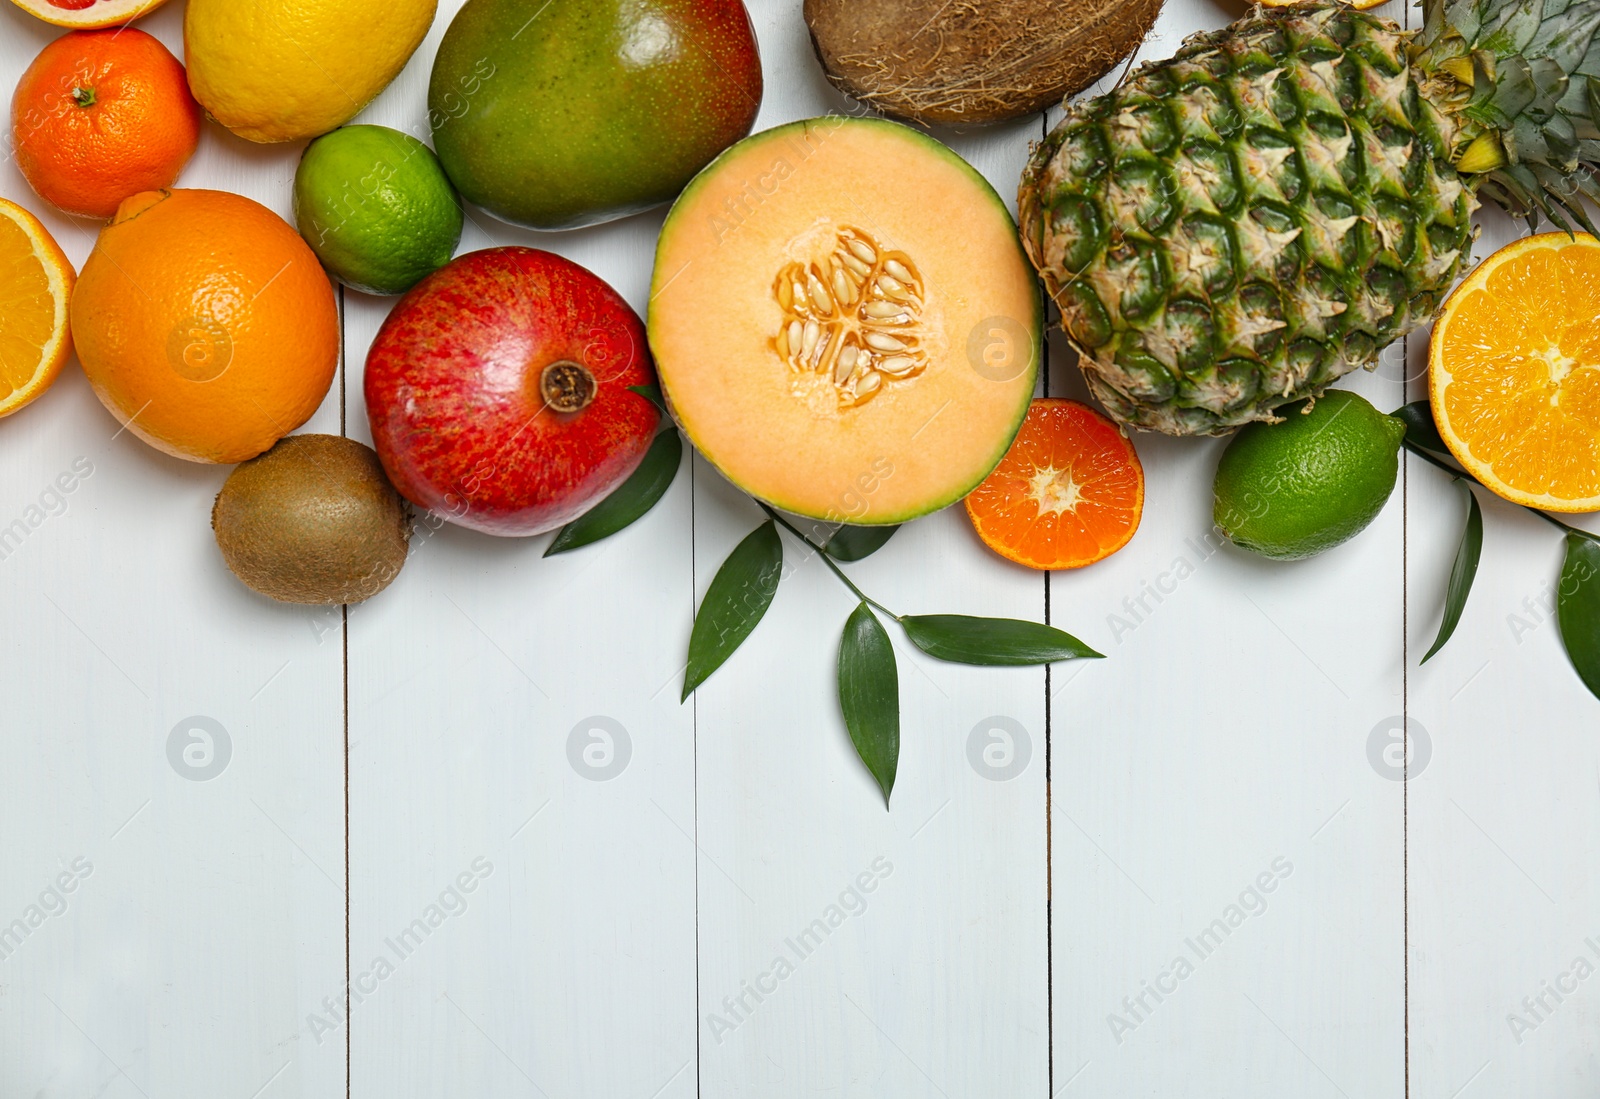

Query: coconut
[803,0,1164,126]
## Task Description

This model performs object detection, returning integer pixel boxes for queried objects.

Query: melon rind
[649,116,1041,525]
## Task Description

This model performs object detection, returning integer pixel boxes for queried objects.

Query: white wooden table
[1,0,1596,1095]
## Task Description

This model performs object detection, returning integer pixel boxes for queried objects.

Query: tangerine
[11,28,201,219]
[965,398,1144,569]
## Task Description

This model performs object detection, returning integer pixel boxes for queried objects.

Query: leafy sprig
[680,504,1100,806]
[1396,401,1600,697]
[543,379,1102,807]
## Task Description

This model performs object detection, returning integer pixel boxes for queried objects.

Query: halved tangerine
[965,398,1144,569]
[1430,232,1600,512]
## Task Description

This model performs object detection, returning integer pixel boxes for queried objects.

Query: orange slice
[0,198,74,419]
[1430,232,1600,512]
[7,0,170,28]
[965,398,1144,569]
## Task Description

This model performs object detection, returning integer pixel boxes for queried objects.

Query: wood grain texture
[1046,4,1406,1094]
[0,6,346,1098]
[690,8,1049,1095]
[341,8,698,1097]
[0,0,1596,1096]
[1407,206,1600,1099]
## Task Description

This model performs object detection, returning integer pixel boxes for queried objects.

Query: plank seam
[343,605,351,1099]
[1041,107,1056,1099]
[1400,0,1412,1068]
[1401,330,1411,1099]
[691,455,702,1099]
[339,283,353,1099]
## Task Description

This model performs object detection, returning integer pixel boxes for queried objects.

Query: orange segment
[965,398,1144,569]
[1431,232,1600,511]
[0,198,74,419]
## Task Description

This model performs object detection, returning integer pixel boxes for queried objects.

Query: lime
[293,125,463,296]
[1213,389,1406,561]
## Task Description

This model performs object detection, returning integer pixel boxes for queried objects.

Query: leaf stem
[1402,438,1591,538]
[759,504,899,618]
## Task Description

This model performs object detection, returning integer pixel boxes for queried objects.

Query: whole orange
[11,28,201,219]
[72,189,341,464]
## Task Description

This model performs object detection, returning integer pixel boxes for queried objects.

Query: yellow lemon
[184,0,437,144]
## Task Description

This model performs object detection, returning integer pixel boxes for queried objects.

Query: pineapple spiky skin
[1021,5,1478,435]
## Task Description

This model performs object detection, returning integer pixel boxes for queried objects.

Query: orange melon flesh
[649,117,1041,524]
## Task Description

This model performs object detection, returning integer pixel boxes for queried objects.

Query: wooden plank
[1046,3,1408,1093]
[1407,206,1600,1099]
[689,7,1050,1096]
[0,6,346,1097]
[340,6,698,1096]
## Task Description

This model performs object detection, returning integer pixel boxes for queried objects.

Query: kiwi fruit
[213,434,411,605]
[804,0,1163,126]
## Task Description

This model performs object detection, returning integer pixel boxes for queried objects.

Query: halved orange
[1430,232,1600,512]
[965,398,1144,569]
[7,0,170,28]
[0,198,75,419]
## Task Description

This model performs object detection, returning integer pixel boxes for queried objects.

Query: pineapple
[1019,0,1600,435]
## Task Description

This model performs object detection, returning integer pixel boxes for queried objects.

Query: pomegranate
[364,247,659,536]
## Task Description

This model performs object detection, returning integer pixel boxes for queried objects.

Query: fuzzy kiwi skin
[804,0,1164,126]
[213,434,412,605]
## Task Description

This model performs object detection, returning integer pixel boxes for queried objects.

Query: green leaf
[899,614,1104,665]
[545,430,683,556]
[838,602,899,807]
[1393,400,1451,455]
[1422,480,1483,663]
[1557,532,1600,701]
[627,383,667,413]
[824,524,900,561]
[682,520,783,700]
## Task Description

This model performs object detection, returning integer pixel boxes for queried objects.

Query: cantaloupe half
[649,117,1041,524]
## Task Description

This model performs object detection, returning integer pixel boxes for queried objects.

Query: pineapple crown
[1416,0,1600,233]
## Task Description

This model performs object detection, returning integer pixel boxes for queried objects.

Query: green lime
[293,125,463,296]
[1213,389,1406,561]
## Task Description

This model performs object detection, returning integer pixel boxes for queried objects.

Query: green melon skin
[429,0,764,231]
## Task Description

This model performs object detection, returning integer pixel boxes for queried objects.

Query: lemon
[1213,390,1406,561]
[184,0,437,144]
[294,126,462,296]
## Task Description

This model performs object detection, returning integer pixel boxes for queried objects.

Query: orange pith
[0,198,75,419]
[1430,232,1600,512]
[965,398,1144,569]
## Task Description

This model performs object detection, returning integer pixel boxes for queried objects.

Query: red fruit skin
[364,247,660,536]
